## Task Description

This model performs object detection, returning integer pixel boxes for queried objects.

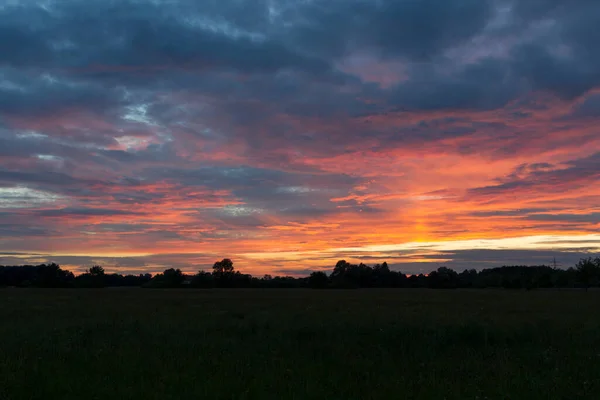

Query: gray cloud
[1,0,597,119]
[35,207,147,218]
[468,153,600,200]
[287,0,494,60]
[151,165,358,203]
[0,169,88,186]
[0,68,122,117]
[381,249,594,274]
[570,93,600,118]
[0,224,54,237]
[0,1,329,74]
[526,213,600,224]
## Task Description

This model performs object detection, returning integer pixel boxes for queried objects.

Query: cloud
[569,93,600,118]
[1,0,600,275]
[526,213,600,224]
[0,169,91,186]
[288,0,494,60]
[384,249,596,274]
[467,153,600,201]
[35,208,147,218]
[0,68,121,117]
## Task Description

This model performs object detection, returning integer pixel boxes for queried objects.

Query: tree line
[1,257,600,290]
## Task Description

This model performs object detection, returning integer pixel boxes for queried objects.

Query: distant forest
[2,257,600,290]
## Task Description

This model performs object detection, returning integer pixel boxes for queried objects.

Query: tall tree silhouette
[308,271,329,289]
[89,266,105,276]
[575,257,600,290]
[212,259,234,276]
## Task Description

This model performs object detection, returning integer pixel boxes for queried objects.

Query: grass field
[1,289,599,399]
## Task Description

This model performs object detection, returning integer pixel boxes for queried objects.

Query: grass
[1,289,599,399]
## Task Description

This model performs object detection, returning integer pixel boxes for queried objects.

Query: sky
[1,0,600,276]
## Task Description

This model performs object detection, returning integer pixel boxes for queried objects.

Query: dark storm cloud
[0,1,328,74]
[0,68,122,117]
[508,1,600,99]
[1,1,599,114]
[388,60,520,111]
[375,0,600,109]
[0,0,335,122]
[288,0,494,60]
[509,44,597,101]
[1,0,598,121]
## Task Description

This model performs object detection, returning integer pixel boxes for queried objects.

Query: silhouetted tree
[308,271,329,289]
[164,268,185,286]
[459,269,478,288]
[103,273,152,287]
[212,259,234,276]
[73,265,108,287]
[211,259,237,287]
[555,268,576,288]
[407,274,428,288]
[231,271,253,288]
[32,263,74,287]
[144,268,185,288]
[330,260,354,288]
[89,266,105,276]
[3,256,600,290]
[428,267,459,289]
[331,260,351,279]
[372,262,391,286]
[575,257,600,290]
[329,260,376,288]
[191,271,215,288]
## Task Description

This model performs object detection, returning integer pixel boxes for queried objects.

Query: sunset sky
[1,0,600,275]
